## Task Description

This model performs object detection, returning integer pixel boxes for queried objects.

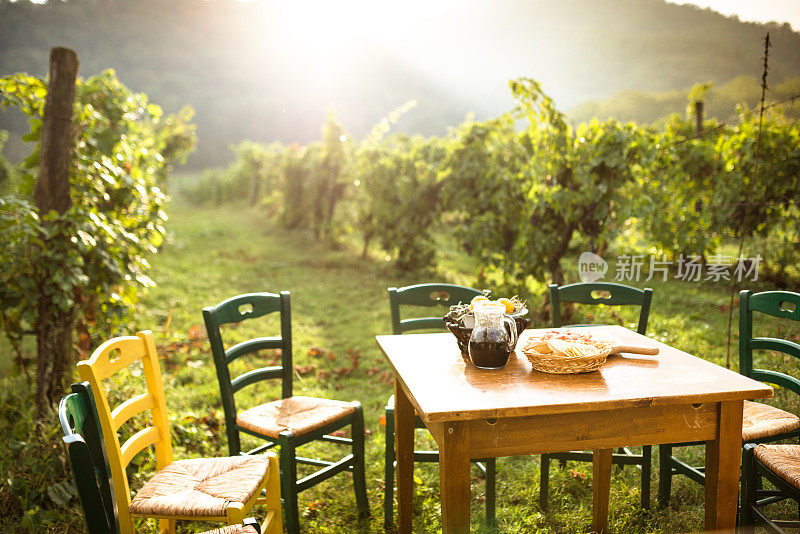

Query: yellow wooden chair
[77,330,282,534]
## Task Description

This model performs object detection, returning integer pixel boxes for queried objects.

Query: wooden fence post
[693,100,704,136]
[35,47,79,413]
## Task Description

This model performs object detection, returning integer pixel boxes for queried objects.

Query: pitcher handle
[503,314,518,351]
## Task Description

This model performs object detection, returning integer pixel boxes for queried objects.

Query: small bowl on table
[445,309,531,359]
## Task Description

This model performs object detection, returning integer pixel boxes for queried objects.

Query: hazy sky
[667,0,800,30]
[20,0,800,31]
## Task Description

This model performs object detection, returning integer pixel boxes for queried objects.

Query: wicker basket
[445,314,532,359]
[522,343,612,374]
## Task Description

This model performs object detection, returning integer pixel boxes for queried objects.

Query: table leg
[705,400,744,531]
[440,421,471,534]
[592,448,612,534]
[394,379,415,534]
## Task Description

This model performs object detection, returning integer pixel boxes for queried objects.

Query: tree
[0,68,196,408]
[353,134,445,271]
[445,78,654,288]
[33,48,78,412]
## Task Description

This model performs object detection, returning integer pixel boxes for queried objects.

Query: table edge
[415,388,773,423]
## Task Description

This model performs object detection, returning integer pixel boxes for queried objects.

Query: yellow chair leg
[226,502,246,524]
[265,453,283,534]
[157,518,175,534]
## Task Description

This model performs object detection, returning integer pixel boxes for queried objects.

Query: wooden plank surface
[376,326,772,423]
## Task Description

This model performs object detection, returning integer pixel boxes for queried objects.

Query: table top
[376,325,773,423]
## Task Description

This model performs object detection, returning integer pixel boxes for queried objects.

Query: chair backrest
[389,283,485,335]
[77,330,173,533]
[59,381,119,534]
[203,292,293,450]
[739,290,800,396]
[549,282,653,335]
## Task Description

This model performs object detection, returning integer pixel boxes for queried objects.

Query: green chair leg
[279,432,300,534]
[658,444,672,508]
[642,445,652,509]
[539,454,551,511]
[384,406,395,530]
[227,424,242,457]
[485,458,496,525]
[741,444,757,528]
[351,404,370,518]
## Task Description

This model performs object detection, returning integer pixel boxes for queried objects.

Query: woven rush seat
[754,445,800,491]
[203,524,259,534]
[129,455,269,518]
[237,396,356,438]
[742,401,800,442]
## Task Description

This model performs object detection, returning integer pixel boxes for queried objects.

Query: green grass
[3,188,799,532]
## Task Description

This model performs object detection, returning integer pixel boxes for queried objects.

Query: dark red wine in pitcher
[468,301,516,369]
[468,339,511,369]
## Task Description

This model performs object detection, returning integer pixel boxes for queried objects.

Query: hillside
[570,75,800,125]
[0,0,799,166]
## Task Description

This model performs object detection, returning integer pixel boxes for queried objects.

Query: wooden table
[376,325,773,533]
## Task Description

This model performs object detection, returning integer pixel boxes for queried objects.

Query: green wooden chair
[742,439,800,532]
[59,381,264,534]
[59,381,118,534]
[540,282,654,509]
[203,291,369,534]
[383,283,497,530]
[661,289,800,511]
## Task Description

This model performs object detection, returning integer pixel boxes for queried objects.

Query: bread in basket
[522,330,658,374]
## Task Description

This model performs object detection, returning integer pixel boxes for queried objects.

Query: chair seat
[203,525,259,534]
[742,401,800,442]
[129,455,269,518]
[755,445,800,491]
[237,396,355,439]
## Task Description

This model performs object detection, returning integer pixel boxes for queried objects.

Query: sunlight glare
[275,0,413,61]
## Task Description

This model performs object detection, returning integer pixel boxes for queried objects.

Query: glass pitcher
[468,302,517,369]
